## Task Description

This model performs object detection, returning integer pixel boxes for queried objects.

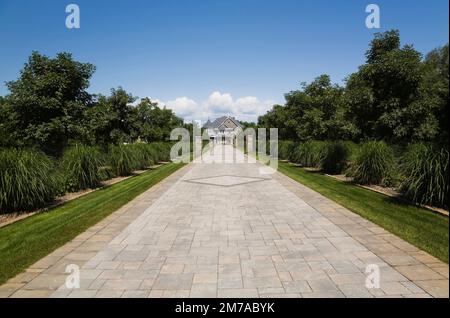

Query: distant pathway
[1,145,448,298]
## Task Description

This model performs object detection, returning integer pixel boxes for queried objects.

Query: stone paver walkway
[1,145,448,298]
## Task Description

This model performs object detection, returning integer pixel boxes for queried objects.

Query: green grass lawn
[0,162,185,285]
[278,162,449,263]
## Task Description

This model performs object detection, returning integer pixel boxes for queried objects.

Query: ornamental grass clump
[278,140,295,160]
[131,144,156,170]
[151,142,171,162]
[349,141,394,185]
[60,145,105,192]
[291,140,326,167]
[108,144,139,176]
[321,141,351,174]
[0,149,58,213]
[401,143,449,209]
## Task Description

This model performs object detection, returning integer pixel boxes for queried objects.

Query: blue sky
[0,0,448,122]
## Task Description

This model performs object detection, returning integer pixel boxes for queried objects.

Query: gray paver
[1,145,448,298]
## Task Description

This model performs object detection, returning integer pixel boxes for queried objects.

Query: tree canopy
[258,30,449,146]
[0,52,184,154]
[2,52,95,154]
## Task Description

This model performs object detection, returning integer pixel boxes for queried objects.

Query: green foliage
[0,149,58,213]
[151,142,172,162]
[343,141,359,162]
[421,44,449,145]
[130,143,161,169]
[258,31,448,146]
[278,140,295,160]
[60,145,105,192]
[130,98,183,143]
[86,88,136,146]
[0,98,18,148]
[321,141,351,174]
[107,142,172,177]
[346,31,447,144]
[401,144,449,209]
[291,141,326,167]
[3,52,95,155]
[108,144,139,177]
[349,141,394,185]
[365,30,401,63]
[259,75,356,141]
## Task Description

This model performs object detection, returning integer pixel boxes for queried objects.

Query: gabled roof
[204,116,243,129]
[204,119,213,128]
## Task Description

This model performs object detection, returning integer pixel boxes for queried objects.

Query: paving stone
[101,279,142,290]
[381,281,413,295]
[10,289,53,298]
[329,273,366,285]
[308,278,339,292]
[243,276,283,289]
[160,264,184,274]
[95,290,124,298]
[218,288,259,298]
[23,274,67,290]
[282,281,312,293]
[338,284,374,298]
[301,290,345,298]
[395,265,444,281]
[414,280,449,298]
[121,290,150,298]
[67,290,97,298]
[190,283,217,297]
[218,277,243,289]
[3,145,448,299]
[153,274,194,290]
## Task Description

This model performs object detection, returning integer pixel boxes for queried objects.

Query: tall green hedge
[321,141,351,174]
[290,141,327,167]
[348,141,394,185]
[401,144,449,209]
[0,149,59,213]
[60,145,105,192]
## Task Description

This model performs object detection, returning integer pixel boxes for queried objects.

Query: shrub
[401,144,449,209]
[131,144,156,170]
[278,141,295,160]
[349,141,394,185]
[144,142,170,165]
[146,144,160,164]
[151,142,171,162]
[343,141,359,162]
[0,149,58,213]
[60,145,105,192]
[321,141,350,174]
[108,144,139,176]
[291,141,326,167]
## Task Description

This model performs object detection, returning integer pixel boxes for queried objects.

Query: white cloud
[143,91,277,123]
[203,91,275,122]
[206,91,234,113]
[153,98,166,107]
[234,96,267,115]
[165,97,198,117]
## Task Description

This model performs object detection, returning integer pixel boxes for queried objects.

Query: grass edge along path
[0,162,185,285]
[277,162,449,263]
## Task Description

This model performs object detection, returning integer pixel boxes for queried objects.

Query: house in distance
[203,116,243,144]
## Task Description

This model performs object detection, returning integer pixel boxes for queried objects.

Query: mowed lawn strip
[0,162,185,285]
[278,162,449,263]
